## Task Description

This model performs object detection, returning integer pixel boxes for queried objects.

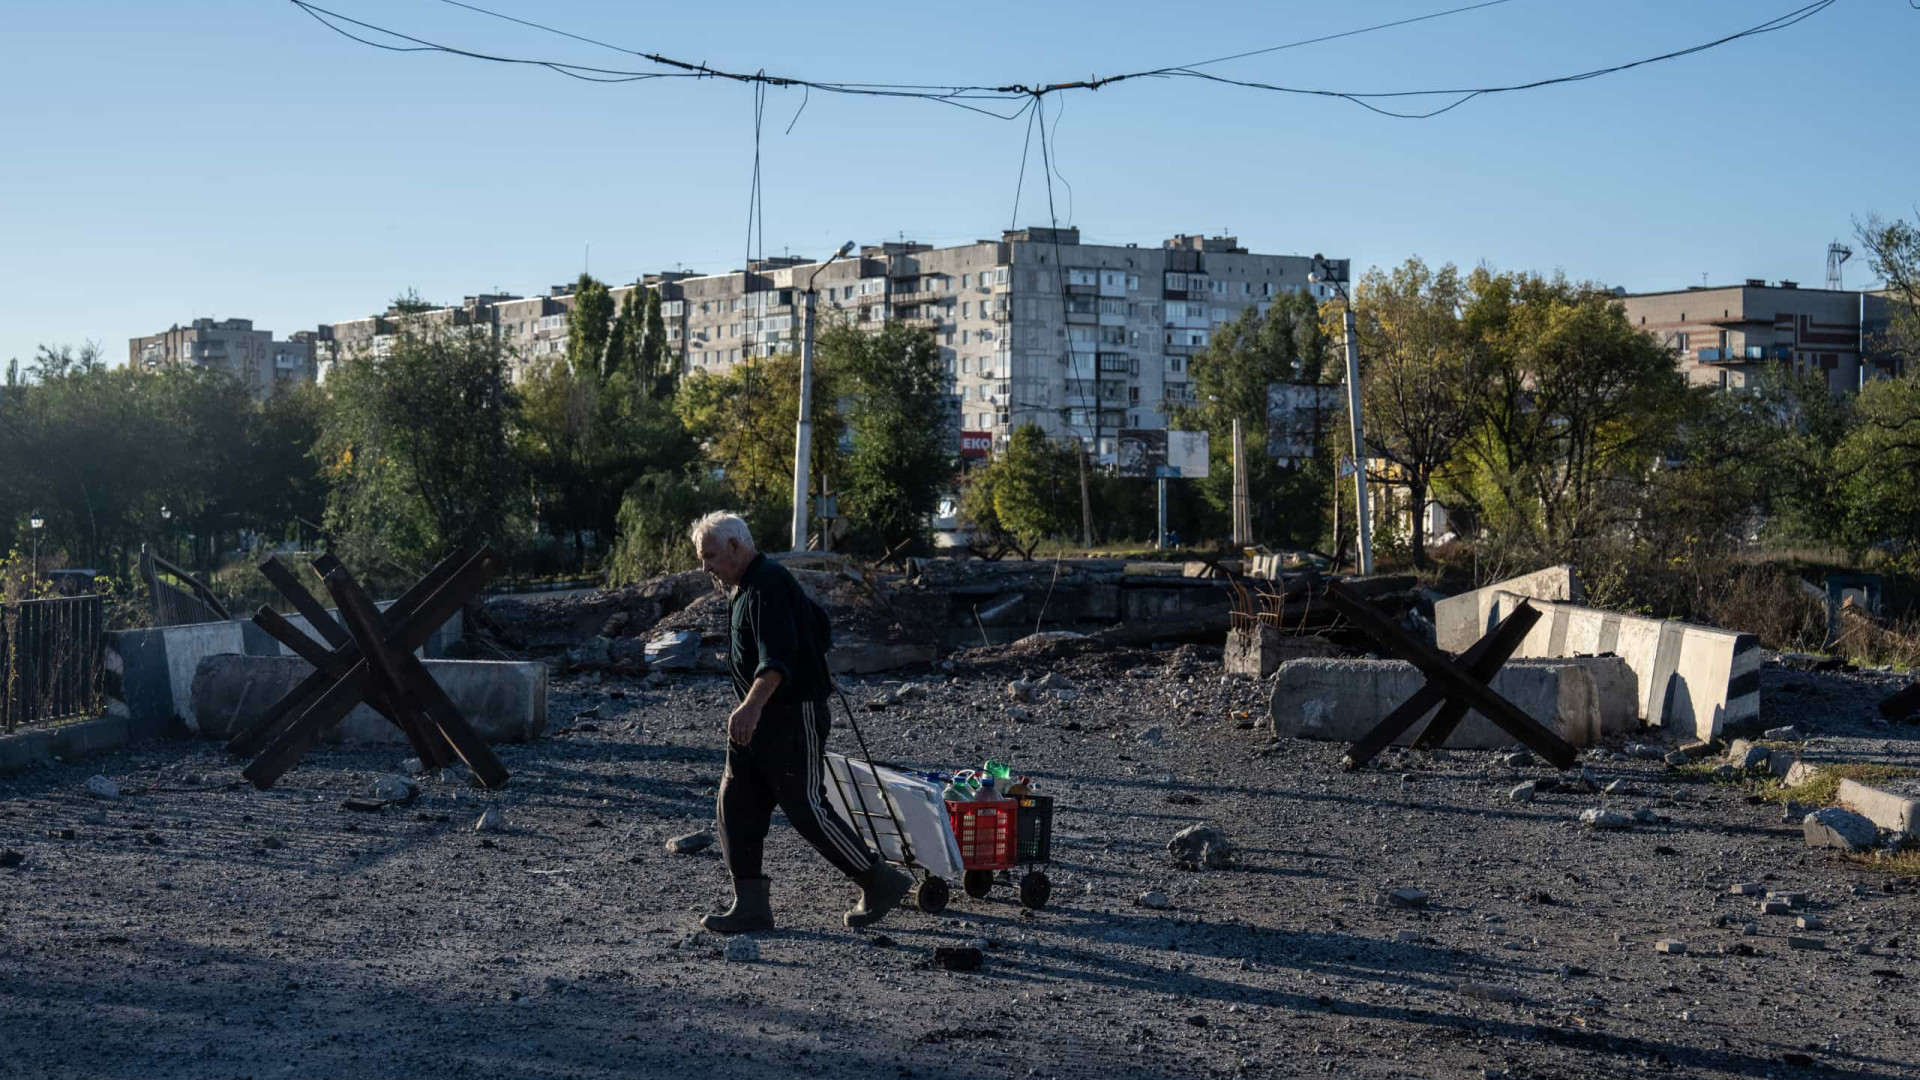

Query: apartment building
[664,228,1336,456]
[128,317,315,399]
[313,228,1339,457]
[1619,280,1899,393]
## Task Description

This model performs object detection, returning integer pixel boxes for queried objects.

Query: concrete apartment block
[1268,656,1637,750]
[1434,566,1585,655]
[191,654,547,746]
[129,317,315,399]
[1482,593,1760,742]
[315,229,1340,457]
[1618,281,1898,393]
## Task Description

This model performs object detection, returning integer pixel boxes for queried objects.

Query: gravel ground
[2,645,1918,1080]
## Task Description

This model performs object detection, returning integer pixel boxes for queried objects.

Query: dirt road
[2,646,1915,1079]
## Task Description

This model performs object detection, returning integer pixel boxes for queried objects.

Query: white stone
[83,775,120,800]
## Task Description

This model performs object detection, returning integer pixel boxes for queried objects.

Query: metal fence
[1,594,104,733]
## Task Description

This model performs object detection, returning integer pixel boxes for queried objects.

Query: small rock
[1382,887,1428,909]
[1787,936,1826,951]
[1580,808,1632,830]
[1632,807,1659,824]
[1502,751,1534,768]
[1453,981,1523,1003]
[1802,807,1877,852]
[1764,725,1803,741]
[401,757,426,776]
[1781,799,1808,824]
[1655,939,1687,955]
[370,775,419,803]
[1137,891,1170,910]
[666,831,714,855]
[1007,706,1034,722]
[1761,900,1792,916]
[1034,672,1074,692]
[1006,680,1034,703]
[1625,743,1663,761]
[1783,761,1824,788]
[724,937,760,963]
[1604,779,1630,795]
[1796,915,1824,931]
[1167,823,1234,870]
[1664,751,1691,766]
[84,775,120,800]
[1728,740,1771,770]
[1729,882,1763,896]
[1136,726,1165,746]
[1509,781,1537,804]
[473,807,506,834]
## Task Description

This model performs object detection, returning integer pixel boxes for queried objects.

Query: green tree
[990,424,1081,554]
[1832,374,1920,561]
[566,273,614,379]
[317,321,524,568]
[1349,258,1478,568]
[1858,212,1920,370]
[828,322,951,557]
[642,288,671,396]
[605,287,642,383]
[604,468,731,583]
[674,353,843,521]
[1173,290,1338,550]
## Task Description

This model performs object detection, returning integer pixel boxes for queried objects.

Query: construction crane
[1827,240,1852,291]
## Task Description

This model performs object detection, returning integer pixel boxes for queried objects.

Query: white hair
[689,510,753,551]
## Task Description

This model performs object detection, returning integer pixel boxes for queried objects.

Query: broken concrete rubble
[1802,807,1878,851]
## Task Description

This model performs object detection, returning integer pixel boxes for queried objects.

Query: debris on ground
[473,807,505,833]
[1166,823,1234,870]
[666,830,714,855]
[1802,807,1878,851]
[83,775,120,800]
[370,775,418,803]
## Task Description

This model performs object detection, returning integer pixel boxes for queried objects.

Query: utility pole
[791,241,855,553]
[1156,476,1168,549]
[1313,254,1372,575]
[1230,417,1251,548]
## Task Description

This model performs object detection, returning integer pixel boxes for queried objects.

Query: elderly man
[688,511,911,933]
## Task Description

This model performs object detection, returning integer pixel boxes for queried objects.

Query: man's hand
[727,699,763,745]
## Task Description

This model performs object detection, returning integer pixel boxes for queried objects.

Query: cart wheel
[1019,871,1052,910]
[963,869,994,899]
[912,876,950,915]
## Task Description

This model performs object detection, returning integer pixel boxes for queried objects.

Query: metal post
[1342,305,1374,575]
[1157,477,1168,550]
[1230,417,1249,547]
[790,287,817,553]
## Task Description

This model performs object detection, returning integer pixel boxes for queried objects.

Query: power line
[282,0,1844,121]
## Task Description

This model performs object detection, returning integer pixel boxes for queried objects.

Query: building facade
[314,228,1340,457]
[1619,280,1898,393]
[128,317,315,398]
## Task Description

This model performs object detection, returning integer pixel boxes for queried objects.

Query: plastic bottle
[1005,775,1033,798]
[983,759,1013,784]
[941,778,968,801]
[979,777,1010,802]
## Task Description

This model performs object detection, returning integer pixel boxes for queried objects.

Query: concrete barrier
[1224,625,1343,679]
[1434,566,1583,654]
[1837,778,1920,834]
[1476,593,1759,743]
[190,654,545,745]
[1269,655,1637,750]
[104,606,461,734]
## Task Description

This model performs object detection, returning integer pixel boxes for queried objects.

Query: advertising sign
[1117,429,1210,478]
[1266,382,1341,461]
[960,431,992,460]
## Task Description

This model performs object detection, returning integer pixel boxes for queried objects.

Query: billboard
[1267,382,1342,461]
[959,431,992,460]
[1116,429,1209,478]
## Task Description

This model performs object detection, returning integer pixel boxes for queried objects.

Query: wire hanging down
[288,0,1841,121]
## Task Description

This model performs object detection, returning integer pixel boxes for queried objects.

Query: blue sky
[2,0,1913,367]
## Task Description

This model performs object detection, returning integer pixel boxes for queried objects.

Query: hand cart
[947,792,1054,909]
[823,689,963,916]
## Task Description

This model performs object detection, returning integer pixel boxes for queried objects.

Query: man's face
[697,536,751,587]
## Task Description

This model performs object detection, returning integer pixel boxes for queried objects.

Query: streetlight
[1310,253,1373,576]
[791,239,856,553]
[28,511,44,588]
[160,504,173,565]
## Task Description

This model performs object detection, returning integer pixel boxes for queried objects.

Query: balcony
[898,315,944,331]
[991,306,1010,323]
[891,289,937,306]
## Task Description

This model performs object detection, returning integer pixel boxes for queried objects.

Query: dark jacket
[728,553,835,706]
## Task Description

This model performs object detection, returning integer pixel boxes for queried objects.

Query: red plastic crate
[946,800,1018,871]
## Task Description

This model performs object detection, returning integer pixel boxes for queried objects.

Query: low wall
[1480,593,1759,742]
[1269,655,1637,750]
[104,606,461,734]
[190,654,545,745]
[1434,566,1583,655]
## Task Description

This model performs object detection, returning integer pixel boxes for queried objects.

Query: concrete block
[1478,593,1759,742]
[1802,806,1878,852]
[190,654,546,745]
[1223,625,1343,679]
[826,640,937,675]
[1836,778,1920,834]
[1268,655,1637,750]
[1434,566,1583,654]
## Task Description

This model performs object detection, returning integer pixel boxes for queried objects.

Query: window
[1241,282,1252,297]
[992,267,1009,285]
[961,330,971,345]
[1169,357,1185,373]
[1675,332,1690,351]
[1068,269,1098,287]
[962,301,971,318]
[1127,274,1140,291]
[1128,387,1141,403]
[1164,272,1188,291]
[961,358,971,374]
[961,274,970,288]
[1212,307,1229,323]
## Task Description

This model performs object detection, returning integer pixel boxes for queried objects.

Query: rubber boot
[701,877,774,934]
[844,861,912,928]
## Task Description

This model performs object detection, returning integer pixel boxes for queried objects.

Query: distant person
[687,511,911,934]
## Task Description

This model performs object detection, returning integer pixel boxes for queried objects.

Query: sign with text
[1116,429,1210,478]
[960,431,992,460]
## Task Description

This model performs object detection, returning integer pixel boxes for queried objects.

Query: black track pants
[717,699,877,881]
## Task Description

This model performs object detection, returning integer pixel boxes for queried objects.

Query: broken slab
[1268,655,1635,750]
[1836,778,1920,834]
[1434,566,1584,655]
[1223,624,1343,679]
[191,654,546,745]
[827,639,937,675]
[1473,594,1759,743]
